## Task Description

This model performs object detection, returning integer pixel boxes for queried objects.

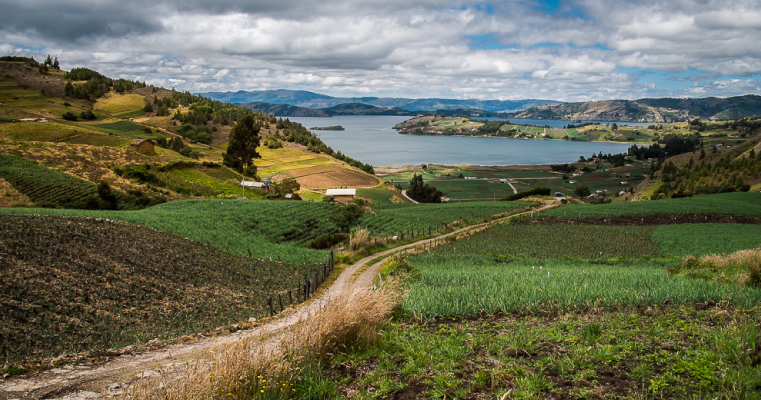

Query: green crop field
[92,121,165,140]
[0,154,98,208]
[402,215,761,318]
[0,197,535,265]
[437,224,662,259]
[357,188,398,205]
[0,199,340,264]
[360,201,534,237]
[0,214,321,366]
[543,192,761,218]
[404,256,761,317]
[653,223,761,256]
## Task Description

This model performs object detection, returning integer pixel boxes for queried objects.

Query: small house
[129,139,154,154]
[241,180,270,194]
[326,188,356,204]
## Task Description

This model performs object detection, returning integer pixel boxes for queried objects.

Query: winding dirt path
[0,202,556,400]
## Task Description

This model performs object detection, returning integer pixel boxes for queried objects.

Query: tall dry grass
[675,247,761,287]
[122,286,400,399]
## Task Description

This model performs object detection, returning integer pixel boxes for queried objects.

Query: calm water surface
[284,116,634,167]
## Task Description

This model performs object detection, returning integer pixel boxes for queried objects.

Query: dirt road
[0,202,555,400]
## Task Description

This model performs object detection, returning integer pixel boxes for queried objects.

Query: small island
[310,125,345,131]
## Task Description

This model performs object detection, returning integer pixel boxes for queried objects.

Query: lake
[284,116,634,167]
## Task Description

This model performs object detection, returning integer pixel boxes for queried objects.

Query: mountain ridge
[201,89,559,113]
[508,95,761,122]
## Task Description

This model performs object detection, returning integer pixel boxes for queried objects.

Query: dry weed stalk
[123,285,400,399]
[699,248,761,269]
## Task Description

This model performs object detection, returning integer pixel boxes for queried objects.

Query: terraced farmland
[0,154,98,208]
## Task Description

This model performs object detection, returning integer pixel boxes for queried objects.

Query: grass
[328,304,761,399]
[93,93,145,117]
[124,286,400,400]
[0,214,323,367]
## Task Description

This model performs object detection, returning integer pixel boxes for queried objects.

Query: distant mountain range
[201,89,559,115]
[202,90,761,122]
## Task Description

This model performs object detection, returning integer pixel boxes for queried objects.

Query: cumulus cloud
[0,0,759,101]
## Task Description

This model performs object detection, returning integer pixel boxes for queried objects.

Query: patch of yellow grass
[0,178,32,207]
[94,93,145,116]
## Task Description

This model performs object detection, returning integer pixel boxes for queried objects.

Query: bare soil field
[291,166,381,189]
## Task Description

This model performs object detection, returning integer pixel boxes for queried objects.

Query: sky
[1,0,761,102]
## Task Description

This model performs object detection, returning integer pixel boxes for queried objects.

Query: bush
[502,186,551,201]
[308,233,347,249]
[61,111,77,121]
[378,255,420,282]
[80,110,97,120]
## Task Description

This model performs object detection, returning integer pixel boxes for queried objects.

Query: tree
[574,185,591,199]
[611,123,618,131]
[331,203,364,233]
[224,114,261,176]
[97,181,118,210]
[407,173,443,203]
[270,178,300,196]
[64,81,74,97]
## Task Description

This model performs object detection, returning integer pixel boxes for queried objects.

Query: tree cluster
[407,174,443,203]
[650,147,760,199]
[627,134,701,161]
[64,67,146,101]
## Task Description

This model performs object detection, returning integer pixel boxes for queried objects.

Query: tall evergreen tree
[224,114,261,176]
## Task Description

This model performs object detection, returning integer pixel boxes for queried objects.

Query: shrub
[61,111,77,121]
[308,233,347,250]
